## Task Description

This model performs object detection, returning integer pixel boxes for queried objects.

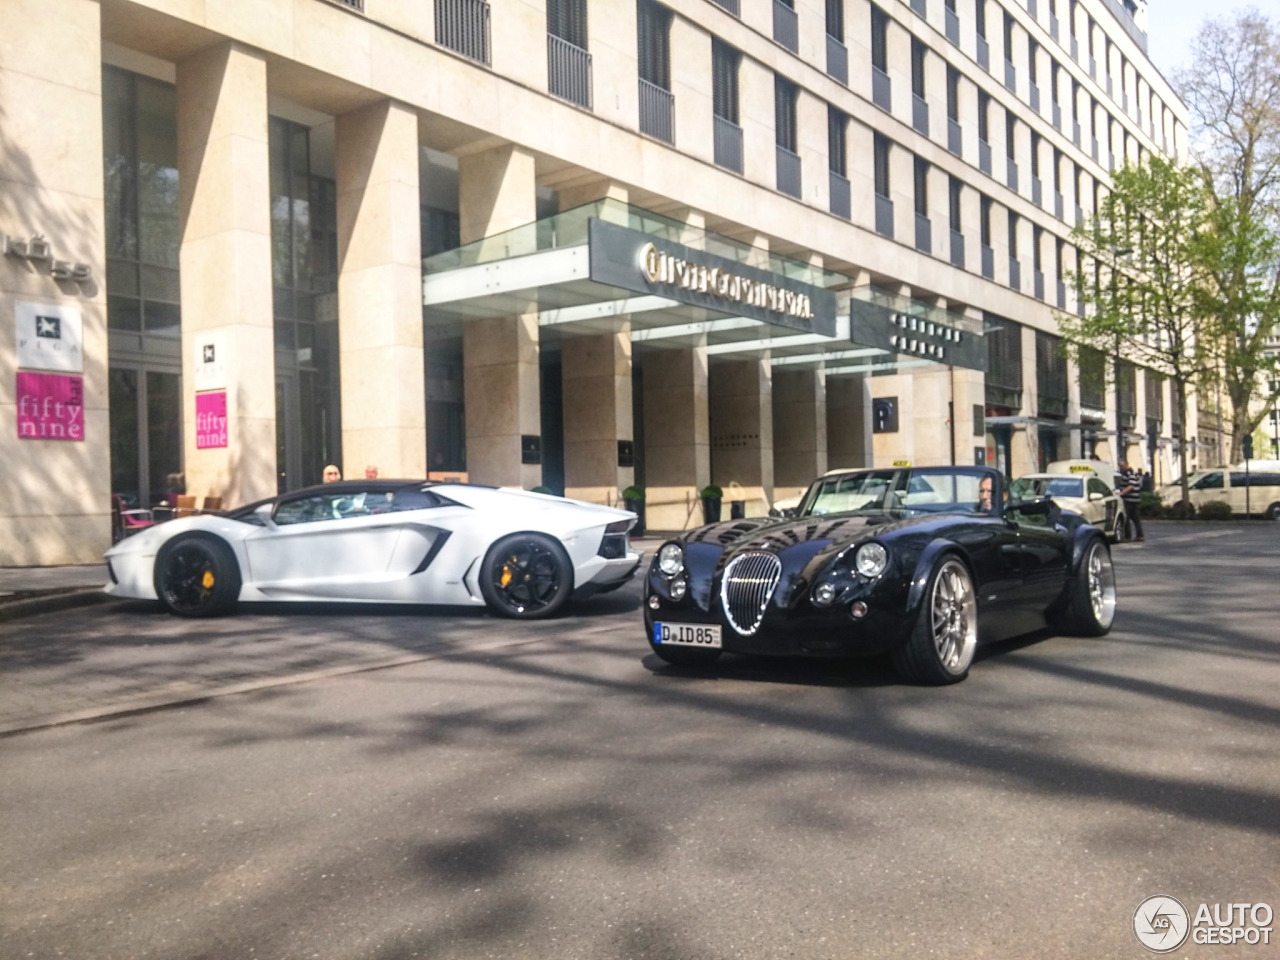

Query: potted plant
[621,485,646,536]
[700,485,723,524]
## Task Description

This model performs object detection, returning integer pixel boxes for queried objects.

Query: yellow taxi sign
[892,459,912,467]
[1069,464,1094,473]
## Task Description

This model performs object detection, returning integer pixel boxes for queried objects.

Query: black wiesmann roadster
[643,465,1117,684]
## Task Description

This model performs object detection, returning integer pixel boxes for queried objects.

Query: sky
[1144,0,1266,79]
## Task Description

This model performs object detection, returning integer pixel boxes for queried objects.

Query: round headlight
[854,542,888,578]
[657,542,685,576]
[812,581,837,606]
[669,578,687,601]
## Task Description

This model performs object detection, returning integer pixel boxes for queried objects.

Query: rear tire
[892,556,977,686]
[154,535,241,618]
[480,533,573,619]
[1266,502,1280,521]
[1060,538,1116,636]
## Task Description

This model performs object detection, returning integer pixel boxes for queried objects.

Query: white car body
[1157,462,1280,518]
[1011,472,1123,539]
[105,482,642,607]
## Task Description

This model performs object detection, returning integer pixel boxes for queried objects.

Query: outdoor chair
[111,495,156,542]
[200,496,223,513]
[175,495,197,518]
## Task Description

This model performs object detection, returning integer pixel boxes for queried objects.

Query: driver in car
[975,476,994,514]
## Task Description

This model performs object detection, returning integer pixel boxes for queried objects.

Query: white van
[1158,463,1280,519]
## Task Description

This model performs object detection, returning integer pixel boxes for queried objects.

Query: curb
[0,589,113,624]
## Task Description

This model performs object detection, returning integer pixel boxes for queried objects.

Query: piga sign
[16,371,84,441]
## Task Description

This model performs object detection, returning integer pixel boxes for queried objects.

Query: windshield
[799,471,896,516]
[1011,477,1083,499]
[799,468,996,517]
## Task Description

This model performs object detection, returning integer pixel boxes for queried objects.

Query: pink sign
[16,372,84,441]
[196,390,228,449]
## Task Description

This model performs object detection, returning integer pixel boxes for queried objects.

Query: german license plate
[653,622,722,648]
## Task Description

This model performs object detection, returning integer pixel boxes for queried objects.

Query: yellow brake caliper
[499,556,515,588]
[201,570,215,590]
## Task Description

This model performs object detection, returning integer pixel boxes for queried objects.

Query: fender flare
[904,538,971,617]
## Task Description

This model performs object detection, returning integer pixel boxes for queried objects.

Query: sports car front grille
[721,553,783,636]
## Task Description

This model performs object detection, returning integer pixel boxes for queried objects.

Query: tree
[1059,158,1217,510]
[1176,9,1280,462]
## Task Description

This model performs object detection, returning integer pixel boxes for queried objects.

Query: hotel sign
[587,219,837,336]
[849,299,987,372]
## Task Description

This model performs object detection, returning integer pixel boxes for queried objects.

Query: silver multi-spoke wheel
[930,559,977,675]
[1085,541,1117,629]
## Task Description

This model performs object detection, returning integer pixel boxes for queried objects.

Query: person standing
[1116,458,1144,542]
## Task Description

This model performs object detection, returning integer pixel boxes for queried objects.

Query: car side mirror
[1013,496,1054,516]
[254,502,276,527]
[1088,490,1103,501]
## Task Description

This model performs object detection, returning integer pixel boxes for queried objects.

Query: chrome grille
[721,553,783,636]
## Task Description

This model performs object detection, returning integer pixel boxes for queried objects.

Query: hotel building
[1,0,1195,564]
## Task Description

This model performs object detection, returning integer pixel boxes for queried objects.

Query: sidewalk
[0,565,110,623]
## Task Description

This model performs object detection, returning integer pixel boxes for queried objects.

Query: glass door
[276,370,302,493]
[108,365,182,507]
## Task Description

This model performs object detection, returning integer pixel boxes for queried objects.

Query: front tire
[480,533,573,619]
[154,535,241,618]
[1266,502,1280,521]
[1061,538,1116,636]
[892,556,978,685]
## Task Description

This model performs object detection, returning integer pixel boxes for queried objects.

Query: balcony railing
[1009,257,1022,290]
[979,138,992,175]
[977,36,990,71]
[875,194,895,238]
[776,145,802,199]
[1007,157,1018,191]
[1027,0,1038,17]
[945,8,960,45]
[1052,102,1062,130]
[1075,203,1084,227]
[1004,60,1016,91]
[912,95,929,135]
[548,35,592,110]
[830,171,851,219]
[1091,140,1099,163]
[711,0,740,14]
[1050,14,1059,41]
[638,78,674,145]
[1032,176,1042,206]
[1057,279,1067,308]
[1054,191,1064,220]
[910,0,927,16]
[1089,56,1096,79]
[436,0,490,64]
[1106,75,1113,97]
[950,229,965,268]
[981,243,995,278]
[872,66,891,111]
[948,117,962,155]
[1030,83,1040,112]
[1073,121,1081,147]
[773,0,798,53]
[826,34,848,85]
[1102,0,1148,52]
[714,115,743,174]
[1070,37,1078,62]
[915,213,932,253]
[329,0,363,9]
[1034,269,1045,300]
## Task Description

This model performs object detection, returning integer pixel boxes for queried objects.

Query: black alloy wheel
[480,533,573,619]
[1266,502,1280,521]
[154,535,241,618]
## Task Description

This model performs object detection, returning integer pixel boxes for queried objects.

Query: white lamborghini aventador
[104,481,642,619]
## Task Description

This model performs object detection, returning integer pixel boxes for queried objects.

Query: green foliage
[621,486,645,501]
[1197,500,1234,521]
[531,485,554,495]
[1139,492,1165,518]
[700,485,723,499]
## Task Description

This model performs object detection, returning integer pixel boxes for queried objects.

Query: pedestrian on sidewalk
[1117,458,1145,542]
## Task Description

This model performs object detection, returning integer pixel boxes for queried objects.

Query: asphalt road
[2,523,1278,959]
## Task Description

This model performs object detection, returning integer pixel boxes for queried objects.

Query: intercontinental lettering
[638,242,815,321]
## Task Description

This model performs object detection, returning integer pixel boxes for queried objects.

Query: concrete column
[888,137,914,243]
[848,122,876,228]
[458,143,541,487]
[739,57,773,186]
[797,89,828,209]
[642,341,711,531]
[827,375,873,469]
[177,43,276,508]
[671,17,712,163]
[589,0,639,129]
[710,357,773,515]
[335,99,425,480]
[871,373,914,467]
[886,16,912,119]
[772,367,827,502]
[492,0,548,91]
[1013,323,1039,476]
[0,0,110,563]
[562,327,633,505]
[1066,349,1083,460]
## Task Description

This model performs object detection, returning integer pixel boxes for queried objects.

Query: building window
[775,75,801,198]
[547,0,591,108]
[985,314,1023,408]
[914,157,929,216]
[949,176,962,231]
[874,134,890,197]
[712,40,743,173]
[911,38,926,98]
[947,65,959,120]
[826,0,843,40]
[829,105,851,219]
[436,0,491,65]
[637,0,674,143]
[871,4,888,72]
[1079,345,1105,410]
[1036,331,1068,417]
